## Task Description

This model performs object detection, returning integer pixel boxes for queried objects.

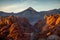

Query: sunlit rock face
[55,16,60,25]
[41,14,60,37]
[44,14,60,25]
[43,14,60,30]
[0,16,33,40]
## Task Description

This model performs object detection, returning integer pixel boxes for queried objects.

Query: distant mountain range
[0,7,60,24]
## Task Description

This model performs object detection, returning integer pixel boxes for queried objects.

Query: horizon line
[0,7,60,13]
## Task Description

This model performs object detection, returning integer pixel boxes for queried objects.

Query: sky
[0,0,60,13]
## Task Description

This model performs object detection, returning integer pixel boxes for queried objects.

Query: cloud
[0,1,29,13]
[0,0,60,12]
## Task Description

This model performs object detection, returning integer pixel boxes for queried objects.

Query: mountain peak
[27,7,34,10]
[25,7,37,12]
